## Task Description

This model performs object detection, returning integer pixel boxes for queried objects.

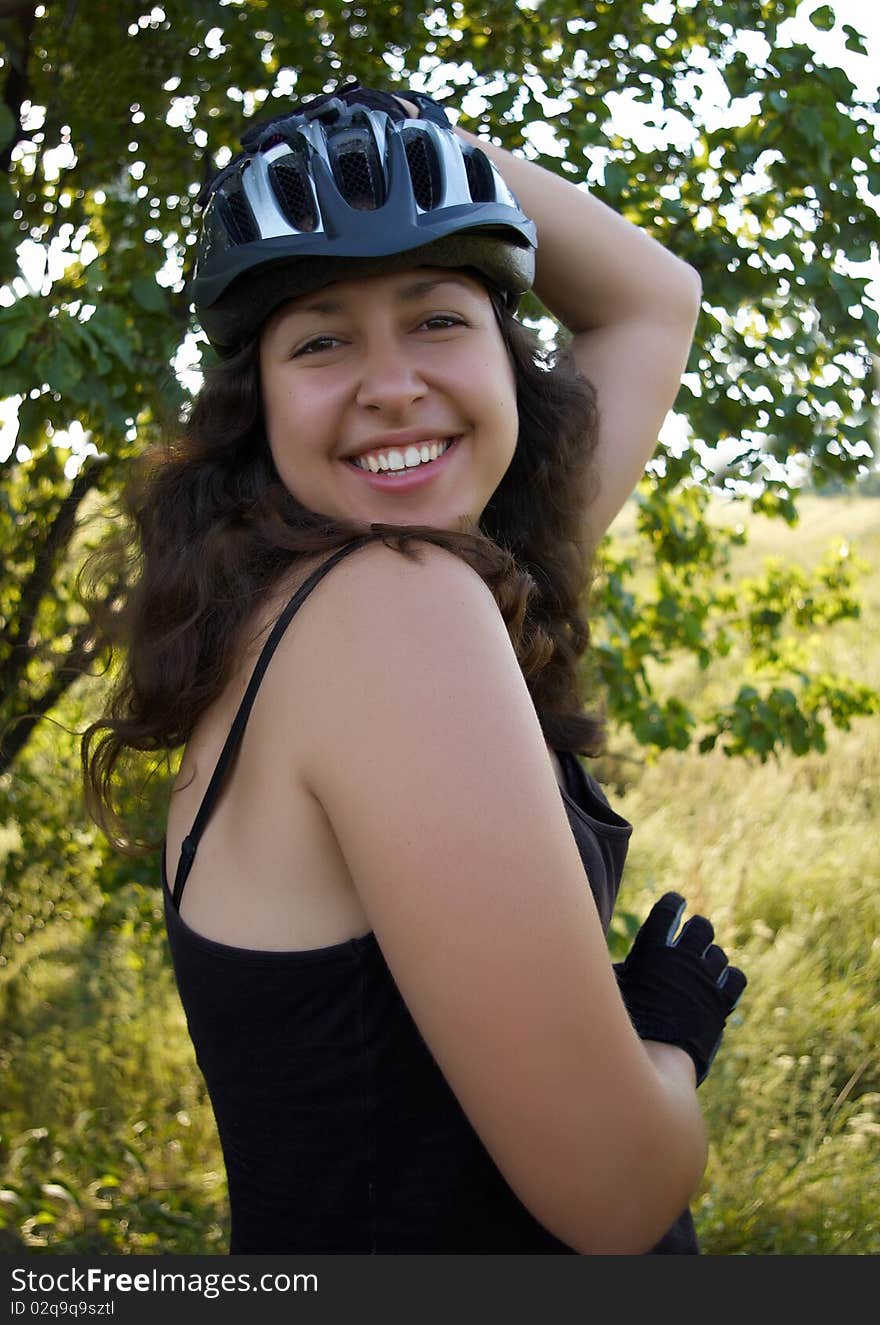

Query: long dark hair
[81,295,604,850]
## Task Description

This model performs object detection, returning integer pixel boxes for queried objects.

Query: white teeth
[353,439,452,473]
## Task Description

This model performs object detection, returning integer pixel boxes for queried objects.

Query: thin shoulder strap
[170,536,375,909]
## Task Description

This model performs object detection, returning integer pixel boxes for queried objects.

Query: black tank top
[162,537,698,1254]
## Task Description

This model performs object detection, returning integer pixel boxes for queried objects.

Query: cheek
[262,378,329,455]
[262,375,295,436]
[259,379,301,490]
[463,343,517,420]
[259,368,284,443]
[491,353,519,441]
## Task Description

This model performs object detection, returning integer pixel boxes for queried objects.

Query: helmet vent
[269,157,318,231]
[220,187,259,246]
[464,150,495,204]
[337,148,380,210]
[404,134,437,210]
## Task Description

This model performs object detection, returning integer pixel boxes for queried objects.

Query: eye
[292,334,343,357]
[420,314,466,331]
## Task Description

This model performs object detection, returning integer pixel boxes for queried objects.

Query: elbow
[607,1110,708,1255]
[641,255,702,342]
[676,258,703,327]
[657,257,702,360]
[574,1147,707,1255]
[575,1192,697,1256]
[558,1094,708,1256]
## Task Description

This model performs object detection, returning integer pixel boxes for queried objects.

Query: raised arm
[452,123,702,545]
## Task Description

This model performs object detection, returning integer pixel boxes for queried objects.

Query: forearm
[563,1034,706,1254]
[453,124,701,334]
[603,1038,707,1252]
[639,1039,707,1214]
[643,1038,700,1091]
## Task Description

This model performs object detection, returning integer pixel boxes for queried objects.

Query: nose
[354,334,427,414]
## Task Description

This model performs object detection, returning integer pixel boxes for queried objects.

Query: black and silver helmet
[191,96,537,354]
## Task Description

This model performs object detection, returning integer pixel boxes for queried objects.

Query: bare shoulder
[288,537,510,713]
[300,536,501,630]
[307,530,516,690]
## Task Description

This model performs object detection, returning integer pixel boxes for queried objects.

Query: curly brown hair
[81,295,605,850]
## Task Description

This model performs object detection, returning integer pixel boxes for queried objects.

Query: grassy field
[603,495,880,1253]
[1,495,878,1254]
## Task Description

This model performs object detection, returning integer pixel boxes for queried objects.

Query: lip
[343,436,462,493]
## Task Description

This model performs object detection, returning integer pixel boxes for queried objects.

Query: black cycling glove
[319,81,452,126]
[240,81,452,153]
[613,892,747,1087]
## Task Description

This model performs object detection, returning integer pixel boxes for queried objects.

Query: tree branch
[0,617,98,776]
[0,456,107,698]
[0,2,36,21]
[0,3,36,174]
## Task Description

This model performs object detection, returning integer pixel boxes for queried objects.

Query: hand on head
[192,81,534,356]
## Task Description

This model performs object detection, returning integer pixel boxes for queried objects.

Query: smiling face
[258,268,519,531]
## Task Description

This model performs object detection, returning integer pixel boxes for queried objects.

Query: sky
[787,0,879,98]
[0,0,878,470]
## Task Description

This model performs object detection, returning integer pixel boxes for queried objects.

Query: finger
[674,914,715,956]
[702,943,728,980]
[393,97,421,117]
[718,965,747,1009]
[639,892,687,947]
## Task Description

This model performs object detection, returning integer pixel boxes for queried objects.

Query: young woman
[83,82,745,1255]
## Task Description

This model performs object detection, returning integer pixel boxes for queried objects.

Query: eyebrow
[288,276,475,318]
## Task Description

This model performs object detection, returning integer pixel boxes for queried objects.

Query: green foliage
[0,0,878,777]
[815,466,880,499]
[0,905,227,1254]
[592,500,880,1252]
[592,492,878,761]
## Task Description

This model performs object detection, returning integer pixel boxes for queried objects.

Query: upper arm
[293,539,705,1252]
[571,263,702,546]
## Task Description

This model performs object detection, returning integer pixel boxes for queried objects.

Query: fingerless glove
[614,892,747,1087]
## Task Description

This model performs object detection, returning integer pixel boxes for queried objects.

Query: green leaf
[42,337,82,396]
[808,6,835,33]
[131,277,168,314]
[842,24,868,56]
[0,320,29,367]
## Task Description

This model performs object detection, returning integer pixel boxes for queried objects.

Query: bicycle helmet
[191,95,537,355]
